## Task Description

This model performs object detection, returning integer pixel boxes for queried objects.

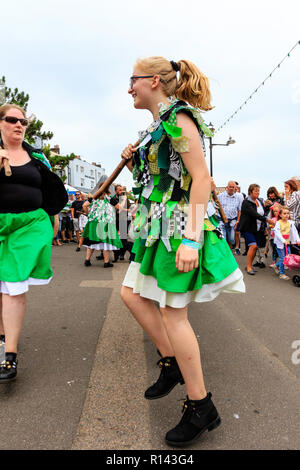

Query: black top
[239,197,268,233]
[71,200,84,218]
[0,160,43,213]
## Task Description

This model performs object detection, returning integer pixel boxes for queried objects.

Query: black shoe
[76,247,81,252]
[104,262,114,268]
[165,393,221,447]
[0,353,18,383]
[0,335,5,344]
[84,260,91,266]
[62,240,69,244]
[145,356,184,400]
[245,267,256,275]
[253,261,264,267]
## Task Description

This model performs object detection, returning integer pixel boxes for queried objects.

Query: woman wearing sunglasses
[0,104,68,383]
[120,57,245,447]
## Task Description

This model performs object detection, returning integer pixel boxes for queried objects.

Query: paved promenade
[0,244,299,450]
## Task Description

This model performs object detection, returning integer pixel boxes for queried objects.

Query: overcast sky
[1,0,299,197]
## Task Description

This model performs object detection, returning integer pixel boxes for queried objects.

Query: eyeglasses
[1,116,29,126]
[129,75,154,89]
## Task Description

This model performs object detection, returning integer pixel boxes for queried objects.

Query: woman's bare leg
[86,248,94,261]
[1,293,26,353]
[103,250,110,263]
[246,244,257,271]
[121,286,174,357]
[161,305,207,400]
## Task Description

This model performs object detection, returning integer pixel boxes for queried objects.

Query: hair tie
[170,60,180,72]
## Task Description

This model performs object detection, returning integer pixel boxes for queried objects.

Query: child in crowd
[273,207,300,280]
[268,203,281,268]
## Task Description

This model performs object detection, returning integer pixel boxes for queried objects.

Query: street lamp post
[207,122,236,177]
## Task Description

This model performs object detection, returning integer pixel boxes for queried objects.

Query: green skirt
[0,209,53,289]
[82,219,123,249]
[123,230,245,308]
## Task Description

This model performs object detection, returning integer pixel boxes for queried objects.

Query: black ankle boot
[144,356,184,400]
[104,262,113,268]
[0,352,18,383]
[165,392,221,447]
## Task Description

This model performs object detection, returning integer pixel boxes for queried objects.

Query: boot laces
[176,398,196,424]
[157,358,172,369]
[0,360,16,370]
[156,358,172,378]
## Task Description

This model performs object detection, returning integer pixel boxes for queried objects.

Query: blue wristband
[181,238,200,250]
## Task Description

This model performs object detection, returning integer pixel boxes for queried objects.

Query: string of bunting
[215,40,300,134]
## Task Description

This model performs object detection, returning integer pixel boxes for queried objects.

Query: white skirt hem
[83,243,118,251]
[0,277,53,296]
[122,262,245,308]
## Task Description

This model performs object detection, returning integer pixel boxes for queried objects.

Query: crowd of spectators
[215,176,300,281]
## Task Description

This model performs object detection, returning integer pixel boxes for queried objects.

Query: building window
[76,165,78,172]
[80,167,84,173]
[90,169,94,176]
[81,178,84,187]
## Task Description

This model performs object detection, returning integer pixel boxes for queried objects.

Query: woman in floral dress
[82,189,122,268]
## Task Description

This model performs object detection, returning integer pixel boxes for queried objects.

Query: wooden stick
[3,157,12,176]
[93,158,129,200]
[93,140,139,200]
[211,190,228,223]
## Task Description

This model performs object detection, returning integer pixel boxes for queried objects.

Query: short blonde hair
[135,56,213,110]
[0,103,26,119]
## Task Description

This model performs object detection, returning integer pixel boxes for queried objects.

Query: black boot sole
[165,416,221,447]
[144,379,184,400]
[0,376,17,384]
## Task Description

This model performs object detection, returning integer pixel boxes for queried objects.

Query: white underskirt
[83,243,118,251]
[122,262,245,308]
[0,277,53,296]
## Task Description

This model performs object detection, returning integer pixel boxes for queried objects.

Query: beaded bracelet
[181,238,200,250]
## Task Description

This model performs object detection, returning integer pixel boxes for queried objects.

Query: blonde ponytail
[176,60,213,110]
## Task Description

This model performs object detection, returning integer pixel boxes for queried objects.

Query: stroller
[283,245,300,287]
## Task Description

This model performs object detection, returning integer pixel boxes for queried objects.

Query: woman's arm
[286,192,299,211]
[82,200,90,215]
[174,113,211,273]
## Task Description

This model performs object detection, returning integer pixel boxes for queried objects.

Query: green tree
[43,145,76,183]
[1,75,53,144]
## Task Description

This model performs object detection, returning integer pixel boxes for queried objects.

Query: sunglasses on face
[1,116,29,126]
[129,75,154,89]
